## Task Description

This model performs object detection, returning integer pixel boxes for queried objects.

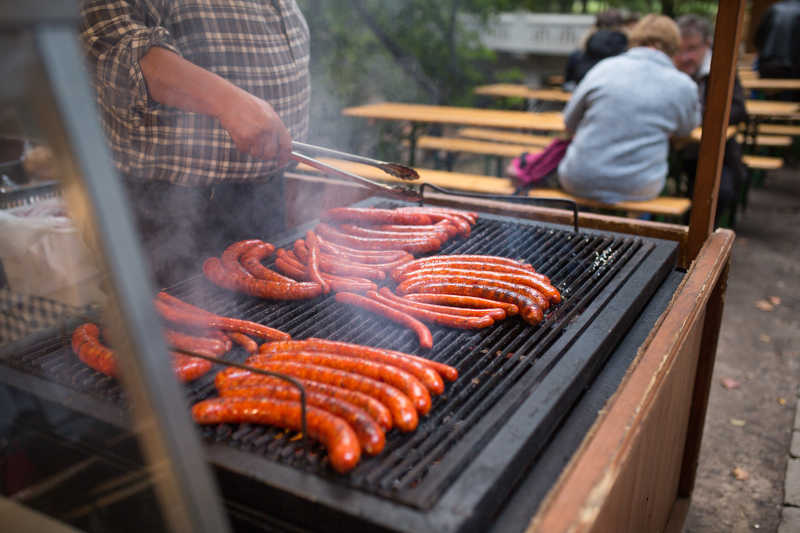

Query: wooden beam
[687,0,746,261]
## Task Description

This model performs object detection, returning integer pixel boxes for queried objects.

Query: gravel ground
[683,164,800,532]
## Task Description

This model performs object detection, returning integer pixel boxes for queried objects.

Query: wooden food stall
[0,2,743,533]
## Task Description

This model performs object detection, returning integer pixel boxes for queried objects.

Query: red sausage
[258,339,445,395]
[338,224,448,242]
[317,237,411,262]
[217,361,418,431]
[367,290,494,330]
[398,274,549,312]
[227,332,259,354]
[72,323,117,377]
[397,282,543,326]
[215,374,393,431]
[392,255,536,280]
[203,257,323,301]
[171,352,214,382]
[305,231,331,294]
[154,298,291,341]
[293,243,387,281]
[191,397,361,473]
[316,223,442,254]
[400,268,559,305]
[335,291,434,350]
[274,253,376,293]
[377,287,506,320]
[220,239,263,275]
[165,329,228,356]
[219,385,385,455]
[394,207,471,236]
[248,351,431,415]
[403,292,519,316]
[240,242,292,282]
[376,221,458,239]
[323,207,432,225]
[392,260,551,285]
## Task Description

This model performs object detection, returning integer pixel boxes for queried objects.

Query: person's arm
[674,82,702,138]
[561,74,593,135]
[139,47,290,165]
[80,0,290,165]
[727,75,748,126]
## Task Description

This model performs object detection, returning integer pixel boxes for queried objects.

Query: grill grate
[0,201,676,523]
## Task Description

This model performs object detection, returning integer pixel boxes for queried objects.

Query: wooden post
[686,0,746,262]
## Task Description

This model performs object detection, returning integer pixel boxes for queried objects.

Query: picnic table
[740,78,800,91]
[474,84,571,103]
[342,102,565,165]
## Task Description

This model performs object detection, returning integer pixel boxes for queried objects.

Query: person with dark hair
[80,1,310,286]
[557,15,701,203]
[563,9,637,92]
[675,14,748,222]
[754,0,800,80]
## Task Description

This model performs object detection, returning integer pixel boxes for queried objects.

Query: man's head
[628,14,682,57]
[675,15,713,77]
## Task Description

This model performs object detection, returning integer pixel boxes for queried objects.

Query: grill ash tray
[0,198,677,533]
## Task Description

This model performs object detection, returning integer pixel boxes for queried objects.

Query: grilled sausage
[215,374,393,431]
[191,397,361,473]
[154,298,291,341]
[394,207,471,236]
[396,206,478,224]
[377,287,506,320]
[165,329,228,356]
[248,351,431,415]
[203,257,323,301]
[171,352,214,382]
[305,231,331,294]
[366,290,494,330]
[392,255,535,280]
[291,243,387,281]
[338,224,448,242]
[317,237,412,263]
[397,282,543,326]
[216,361,418,431]
[72,323,117,377]
[227,332,259,354]
[399,269,559,305]
[391,260,551,285]
[219,385,385,455]
[402,293,519,316]
[335,291,434,350]
[398,274,549,313]
[258,339,445,395]
[316,223,441,255]
[376,221,458,239]
[240,242,292,282]
[274,253,376,293]
[220,239,263,275]
[323,207,433,225]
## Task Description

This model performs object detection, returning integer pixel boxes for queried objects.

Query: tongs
[290,141,422,200]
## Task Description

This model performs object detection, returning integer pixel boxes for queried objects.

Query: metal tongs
[290,141,422,200]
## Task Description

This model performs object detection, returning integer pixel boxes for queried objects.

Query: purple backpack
[507,138,570,186]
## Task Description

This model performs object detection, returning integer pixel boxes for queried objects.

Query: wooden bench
[416,136,543,158]
[527,189,691,218]
[456,128,554,147]
[756,124,800,137]
[742,154,783,170]
[736,133,793,147]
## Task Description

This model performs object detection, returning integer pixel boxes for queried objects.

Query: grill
[0,198,677,533]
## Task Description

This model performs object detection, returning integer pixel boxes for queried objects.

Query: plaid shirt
[80,0,310,185]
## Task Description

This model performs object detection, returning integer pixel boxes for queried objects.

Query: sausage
[219,385,385,455]
[258,339,445,395]
[305,231,331,294]
[317,236,412,263]
[397,206,478,224]
[323,207,433,225]
[165,329,228,356]
[397,282,543,326]
[217,361,418,431]
[335,291,434,350]
[402,292,519,316]
[398,274,549,312]
[394,207,471,236]
[391,260,551,285]
[377,287,506,320]
[399,268,560,305]
[291,244,386,281]
[220,239,263,275]
[240,242,292,282]
[274,254,376,293]
[215,374,393,431]
[338,224,448,242]
[207,329,234,351]
[72,323,117,377]
[392,255,536,280]
[191,397,361,473]
[248,351,431,415]
[366,290,494,330]
[316,223,442,254]
[171,352,214,382]
[227,332,259,354]
[154,298,291,341]
[203,257,323,301]
[376,221,458,239]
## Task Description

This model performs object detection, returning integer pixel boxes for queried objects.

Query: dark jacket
[563,30,628,90]
[755,0,800,78]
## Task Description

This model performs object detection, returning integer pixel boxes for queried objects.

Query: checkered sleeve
[80,0,181,121]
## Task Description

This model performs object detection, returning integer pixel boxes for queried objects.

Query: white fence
[468,13,595,56]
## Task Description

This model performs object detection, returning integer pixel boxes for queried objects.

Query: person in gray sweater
[557,14,701,203]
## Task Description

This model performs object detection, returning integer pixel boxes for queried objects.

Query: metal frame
[0,11,232,533]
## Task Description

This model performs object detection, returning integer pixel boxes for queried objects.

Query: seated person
[674,14,748,219]
[754,0,800,79]
[563,9,637,92]
[557,15,701,204]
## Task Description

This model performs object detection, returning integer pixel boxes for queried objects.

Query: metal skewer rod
[292,141,420,181]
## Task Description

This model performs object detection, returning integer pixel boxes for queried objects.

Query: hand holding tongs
[290,141,422,200]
